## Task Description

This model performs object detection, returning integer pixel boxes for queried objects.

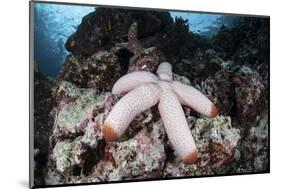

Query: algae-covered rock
[52,136,86,174]
[199,70,237,115]
[65,8,173,55]
[34,71,55,186]
[52,82,109,139]
[235,73,266,126]
[112,127,166,179]
[59,51,120,91]
[34,9,269,186]
[240,112,269,172]
[164,115,240,177]
[174,49,222,79]
[90,121,166,182]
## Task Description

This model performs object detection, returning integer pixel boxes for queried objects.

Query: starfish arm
[103,83,161,142]
[127,22,143,54]
[156,62,173,81]
[172,81,218,118]
[158,83,198,164]
[112,71,159,95]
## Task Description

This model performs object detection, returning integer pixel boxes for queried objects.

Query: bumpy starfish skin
[157,62,173,81]
[103,62,218,164]
[172,81,218,117]
[103,83,161,141]
[112,71,158,95]
[158,81,198,164]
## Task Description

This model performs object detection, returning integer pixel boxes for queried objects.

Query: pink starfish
[102,62,218,164]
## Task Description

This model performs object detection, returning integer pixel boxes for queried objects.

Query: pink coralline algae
[44,75,243,184]
[103,62,218,164]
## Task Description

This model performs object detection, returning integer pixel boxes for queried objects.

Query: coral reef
[33,70,55,185]
[111,22,160,73]
[33,7,269,187]
[175,49,222,79]
[65,8,173,56]
[59,51,120,92]
[164,116,240,177]
[212,18,269,83]
[103,62,217,164]
[44,78,240,184]
[44,82,240,184]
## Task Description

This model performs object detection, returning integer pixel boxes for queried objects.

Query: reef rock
[51,81,112,139]
[59,51,120,91]
[46,82,117,183]
[237,112,269,173]
[174,49,222,79]
[111,22,160,73]
[212,17,269,82]
[199,70,237,115]
[235,73,266,127]
[39,10,269,186]
[34,71,55,186]
[164,115,240,177]
[65,8,173,55]
[52,136,86,174]
[91,121,166,181]
[65,7,211,67]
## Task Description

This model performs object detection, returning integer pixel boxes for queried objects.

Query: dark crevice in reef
[83,140,106,176]
[115,49,134,75]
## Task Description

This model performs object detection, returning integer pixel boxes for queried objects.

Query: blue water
[34,3,94,77]
[33,3,236,78]
[170,12,236,36]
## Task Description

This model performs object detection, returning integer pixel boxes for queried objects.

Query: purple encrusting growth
[103,62,218,164]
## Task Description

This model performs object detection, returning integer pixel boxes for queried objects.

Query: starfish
[111,22,159,73]
[102,62,218,164]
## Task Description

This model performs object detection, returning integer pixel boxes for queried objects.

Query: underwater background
[33,2,269,187]
[34,3,239,78]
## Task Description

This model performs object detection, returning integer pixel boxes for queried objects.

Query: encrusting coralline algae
[33,8,269,186]
[45,68,242,184]
[45,84,241,184]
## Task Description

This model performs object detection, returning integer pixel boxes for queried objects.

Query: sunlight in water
[33,3,236,77]
[34,3,95,77]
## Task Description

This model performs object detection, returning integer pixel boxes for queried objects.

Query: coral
[65,8,173,55]
[59,51,120,92]
[45,87,167,183]
[76,118,167,182]
[34,9,269,186]
[52,81,110,139]
[52,136,86,174]
[199,70,237,115]
[164,115,240,177]
[239,112,269,173]
[212,17,269,82]
[107,126,165,179]
[235,73,266,126]
[34,71,55,185]
[103,62,218,164]
[111,22,160,73]
[45,82,117,183]
[199,67,266,127]
[65,7,212,68]
[175,49,222,79]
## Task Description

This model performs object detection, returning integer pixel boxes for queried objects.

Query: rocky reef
[33,7,269,187]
